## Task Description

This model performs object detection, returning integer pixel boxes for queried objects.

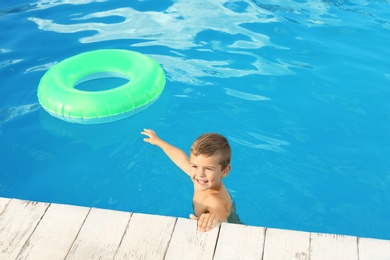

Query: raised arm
[141,129,191,175]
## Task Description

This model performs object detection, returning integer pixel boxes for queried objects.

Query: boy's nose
[198,168,206,176]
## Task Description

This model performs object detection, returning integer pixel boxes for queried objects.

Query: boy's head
[190,133,231,171]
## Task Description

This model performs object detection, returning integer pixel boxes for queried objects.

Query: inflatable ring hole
[74,72,130,92]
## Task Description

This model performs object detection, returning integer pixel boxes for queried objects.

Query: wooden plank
[214,223,265,260]
[1,197,390,260]
[0,199,49,260]
[263,228,310,260]
[310,233,358,260]
[0,197,10,214]
[165,217,220,260]
[114,213,176,259]
[16,203,90,260]
[358,237,390,260]
[65,207,131,260]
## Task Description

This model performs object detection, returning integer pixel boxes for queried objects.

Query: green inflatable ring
[37,49,166,124]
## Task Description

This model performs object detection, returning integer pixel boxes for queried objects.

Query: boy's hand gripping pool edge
[190,213,219,232]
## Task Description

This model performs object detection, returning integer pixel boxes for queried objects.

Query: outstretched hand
[141,129,160,145]
[190,213,219,232]
[141,128,191,175]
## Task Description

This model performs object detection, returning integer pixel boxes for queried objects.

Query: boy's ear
[222,165,231,177]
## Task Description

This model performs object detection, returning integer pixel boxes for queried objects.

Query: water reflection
[39,89,169,149]
[34,0,107,10]
[27,0,297,85]
[0,103,40,124]
[0,4,36,17]
[229,133,289,153]
[225,88,270,101]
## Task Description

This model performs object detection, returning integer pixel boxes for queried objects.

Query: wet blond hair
[190,133,231,170]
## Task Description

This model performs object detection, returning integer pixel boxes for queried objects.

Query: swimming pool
[1,0,389,240]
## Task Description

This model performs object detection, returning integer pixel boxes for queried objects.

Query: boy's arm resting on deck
[141,129,191,175]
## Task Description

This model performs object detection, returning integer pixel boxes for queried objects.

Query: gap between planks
[1,198,390,260]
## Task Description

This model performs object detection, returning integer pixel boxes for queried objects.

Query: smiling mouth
[196,179,209,185]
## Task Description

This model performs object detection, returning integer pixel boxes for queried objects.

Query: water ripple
[0,103,40,124]
[0,4,36,17]
[225,88,270,101]
[34,0,107,10]
[28,3,281,49]
[27,1,296,84]
[229,133,289,153]
[151,53,292,85]
[25,62,57,74]
[0,59,23,69]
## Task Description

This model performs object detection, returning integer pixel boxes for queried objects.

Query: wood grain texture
[114,213,176,259]
[164,217,220,260]
[65,208,131,260]
[358,237,390,260]
[17,203,90,260]
[263,228,310,260]
[1,198,390,260]
[0,199,49,260]
[310,233,358,260]
[0,197,10,214]
[214,223,265,260]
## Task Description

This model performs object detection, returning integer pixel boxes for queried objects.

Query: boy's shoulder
[204,189,231,207]
[202,190,232,221]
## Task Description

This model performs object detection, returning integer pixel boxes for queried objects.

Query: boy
[141,129,237,232]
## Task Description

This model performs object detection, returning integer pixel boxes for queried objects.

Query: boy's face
[189,153,230,191]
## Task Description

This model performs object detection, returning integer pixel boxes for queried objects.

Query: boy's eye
[205,167,214,171]
[191,165,197,169]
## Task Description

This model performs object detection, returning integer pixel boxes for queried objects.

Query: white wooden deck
[1,197,390,260]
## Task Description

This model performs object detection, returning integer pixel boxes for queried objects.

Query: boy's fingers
[211,218,218,228]
[200,214,220,232]
[197,214,215,232]
[196,215,205,230]
[199,221,207,231]
[207,216,217,230]
[143,128,154,133]
[189,214,199,220]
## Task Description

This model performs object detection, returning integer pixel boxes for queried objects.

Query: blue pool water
[1,0,390,240]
